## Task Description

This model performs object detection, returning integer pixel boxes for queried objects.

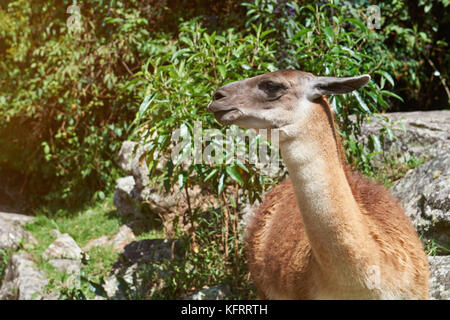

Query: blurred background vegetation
[0,0,449,299]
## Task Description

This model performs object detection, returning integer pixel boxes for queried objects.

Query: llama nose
[212,90,226,101]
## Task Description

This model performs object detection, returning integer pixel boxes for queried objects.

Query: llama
[207,70,429,300]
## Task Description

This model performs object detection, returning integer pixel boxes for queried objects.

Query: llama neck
[279,99,374,281]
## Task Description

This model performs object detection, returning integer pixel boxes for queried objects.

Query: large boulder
[392,151,450,250]
[360,110,450,163]
[0,252,50,300]
[0,212,35,227]
[429,256,450,300]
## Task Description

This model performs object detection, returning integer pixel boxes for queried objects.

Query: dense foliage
[1,0,448,209]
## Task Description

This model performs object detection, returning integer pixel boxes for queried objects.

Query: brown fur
[245,98,429,299]
[208,70,430,299]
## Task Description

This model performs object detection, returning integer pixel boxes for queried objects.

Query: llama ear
[307,75,371,101]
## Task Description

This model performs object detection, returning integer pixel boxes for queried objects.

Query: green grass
[424,238,450,256]
[0,249,10,287]
[26,197,123,248]
[22,195,165,299]
[372,154,426,187]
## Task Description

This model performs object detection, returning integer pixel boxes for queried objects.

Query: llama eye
[259,80,286,94]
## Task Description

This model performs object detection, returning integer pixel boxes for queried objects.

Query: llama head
[208,69,370,133]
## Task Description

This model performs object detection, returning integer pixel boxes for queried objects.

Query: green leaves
[323,26,334,43]
[136,94,155,123]
[134,19,278,203]
[225,166,244,186]
[242,0,407,174]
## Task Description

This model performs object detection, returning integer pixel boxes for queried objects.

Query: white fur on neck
[277,99,370,282]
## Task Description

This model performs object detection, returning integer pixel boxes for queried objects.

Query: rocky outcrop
[429,256,450,300]
[0,213,52,300]
[0,212,34,227]
[117,141,152,191]
[0,252,50,300]
[392,151,450,250]
[114,142,175,219]
[360,110,450,163]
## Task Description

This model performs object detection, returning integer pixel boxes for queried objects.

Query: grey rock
[360,110,450,163]
[0,212,35,227]
[428,256,450,300]
[48,259,82,275]
[110,225,136,252]
[103,239,185,299]
[43,233,83,260]
[118,139,167,197]
[0,252,50,300]
[0,219,37,251]
[117,141,138,174]
[103,263,142,299]
[83,235,110,251]
[392,151,450,249]
[117,140,155,190]
[82,225,135,253]
[113,176,144,218]
[115,140,174,219]
[50,229,62,238]
[183,284,230,300]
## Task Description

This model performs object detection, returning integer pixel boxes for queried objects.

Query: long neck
[279,98,375,282]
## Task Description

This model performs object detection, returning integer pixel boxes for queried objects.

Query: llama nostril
[213,91,226,101]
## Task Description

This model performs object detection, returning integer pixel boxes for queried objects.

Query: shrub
[243,0,405,172]
[0,1,156,207]
[134,19,280,203]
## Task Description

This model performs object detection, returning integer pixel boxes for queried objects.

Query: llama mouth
[213,108,242,124]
